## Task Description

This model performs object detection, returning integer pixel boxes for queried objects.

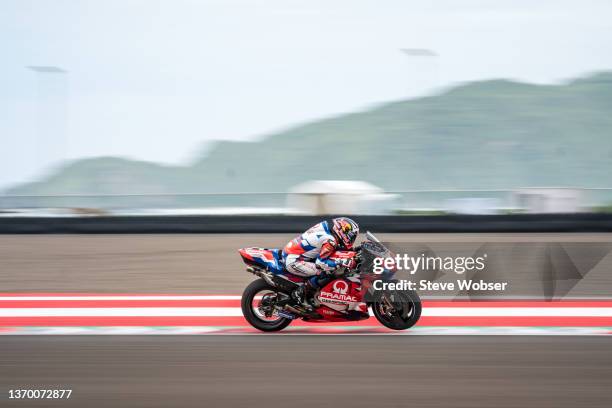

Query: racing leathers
[282,220,353,297]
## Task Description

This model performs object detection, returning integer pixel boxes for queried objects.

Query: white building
[287,180,397,215]
[512,188,584,213]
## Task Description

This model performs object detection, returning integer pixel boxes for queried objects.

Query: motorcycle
[238,231,421,332]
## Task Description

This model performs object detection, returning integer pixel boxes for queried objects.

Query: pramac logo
[332,280,349,295]
[319,280,357,303]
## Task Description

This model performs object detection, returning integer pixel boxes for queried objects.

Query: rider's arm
[315,238,338,272]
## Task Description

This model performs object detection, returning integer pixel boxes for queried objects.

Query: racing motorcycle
[238,232,421,332]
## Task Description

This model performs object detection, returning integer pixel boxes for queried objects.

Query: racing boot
[292,279,317,311]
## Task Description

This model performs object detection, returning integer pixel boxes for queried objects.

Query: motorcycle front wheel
[241,278,292,332]
[372,290,421,330]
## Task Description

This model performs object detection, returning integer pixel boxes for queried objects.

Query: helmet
[331,217,359,249]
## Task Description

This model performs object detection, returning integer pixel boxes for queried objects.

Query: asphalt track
[2,233,612,293]
[1,234,612,406]
[1,336,611,408]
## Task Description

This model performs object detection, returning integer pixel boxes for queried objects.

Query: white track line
[2,307,612,317]
[0,307,243,317]
[1,296,611,302]
[0,296,242,301]
[425,307,612,317]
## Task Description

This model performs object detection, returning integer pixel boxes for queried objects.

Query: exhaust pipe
[246,267,276,287]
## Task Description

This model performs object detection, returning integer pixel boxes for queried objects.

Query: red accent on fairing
[238,248,254,261]
[316,306,344,317]
[239,247,276,262]
[311,306,348,322]
[329,250,356,260]
[319,279,361,301]
[307,305,370,323]
[313,278,366,321]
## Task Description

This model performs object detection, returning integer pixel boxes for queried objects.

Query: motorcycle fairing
[316,278,367,314]
[328,250,357,260]
[238,247,284,274]
[239,247,309,283]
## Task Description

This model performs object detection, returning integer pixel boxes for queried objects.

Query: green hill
[7,72,612,198]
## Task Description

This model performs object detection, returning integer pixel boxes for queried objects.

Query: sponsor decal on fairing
[318,280,358,304]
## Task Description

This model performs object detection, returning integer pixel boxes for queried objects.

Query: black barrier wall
[1,213,612,233]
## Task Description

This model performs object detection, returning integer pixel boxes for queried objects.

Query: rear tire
[241,279,292,332]
[372,289,421,330]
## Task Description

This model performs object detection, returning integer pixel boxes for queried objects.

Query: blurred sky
[1,0,612,189]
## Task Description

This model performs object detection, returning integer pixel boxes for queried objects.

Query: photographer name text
[373,279,508,292]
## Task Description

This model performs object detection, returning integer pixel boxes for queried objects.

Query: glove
[338,257,356,269]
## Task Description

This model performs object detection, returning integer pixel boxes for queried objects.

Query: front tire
[241,279,292,332]
[372,290,421,330]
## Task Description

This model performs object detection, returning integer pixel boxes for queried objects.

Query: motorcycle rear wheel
[372,290,421,330]
[241,279,292,332]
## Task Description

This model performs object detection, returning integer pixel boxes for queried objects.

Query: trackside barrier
[2,213,612,234]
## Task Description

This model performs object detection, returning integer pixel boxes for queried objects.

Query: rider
[282,217,359,308]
